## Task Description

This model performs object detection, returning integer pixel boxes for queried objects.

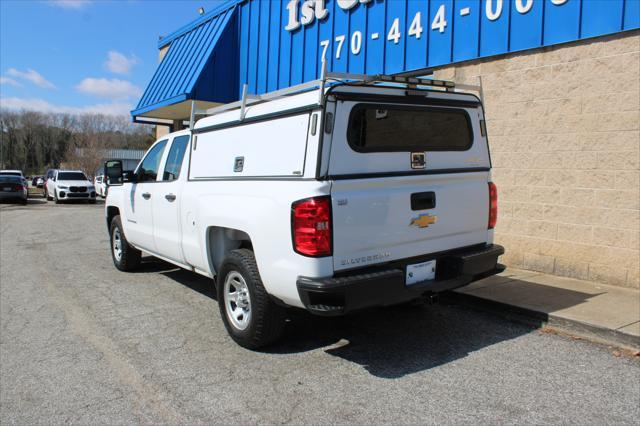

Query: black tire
[217,249,285,349]
[109,215,141,271]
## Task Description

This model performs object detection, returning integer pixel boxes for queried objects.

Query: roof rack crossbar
[198,63,483,122]
[325,71,458,89]
[203,78,325,116]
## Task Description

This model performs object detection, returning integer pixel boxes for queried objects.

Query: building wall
[434,30,640,288]
[236,0,639,98]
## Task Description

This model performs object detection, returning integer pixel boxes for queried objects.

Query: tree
[0,109,153,175]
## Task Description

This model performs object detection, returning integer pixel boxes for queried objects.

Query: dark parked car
[32,175,44,188]
[0,176,28,205]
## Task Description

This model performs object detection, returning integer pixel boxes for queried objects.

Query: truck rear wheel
[109,215,141,271]
[217,249,285,349]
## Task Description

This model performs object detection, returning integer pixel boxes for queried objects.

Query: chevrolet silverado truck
[104,72,504,349]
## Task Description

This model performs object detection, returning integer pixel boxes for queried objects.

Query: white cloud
[49,0,91,9]
[6,68,56,89]
[0,77,21,87]
[0,96,132,116]
[105,51,138,75]
[75,78,142,100]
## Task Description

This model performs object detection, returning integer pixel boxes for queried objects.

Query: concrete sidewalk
[447,268,640,350]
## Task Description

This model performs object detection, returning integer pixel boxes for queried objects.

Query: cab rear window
[347,104,473,152]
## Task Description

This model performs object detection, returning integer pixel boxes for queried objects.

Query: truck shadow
[272,302,541,378]
[142,258,217,299]
[272,280,600,378]
[151,260,596,379]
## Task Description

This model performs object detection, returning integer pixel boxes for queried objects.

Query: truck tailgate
[331,172,490,272]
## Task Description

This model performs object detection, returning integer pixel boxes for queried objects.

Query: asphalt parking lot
[1,198,639,424]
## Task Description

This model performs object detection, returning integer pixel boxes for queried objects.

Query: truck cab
[104,72,504,349]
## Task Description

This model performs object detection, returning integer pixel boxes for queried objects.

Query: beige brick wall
[434,31,640,288]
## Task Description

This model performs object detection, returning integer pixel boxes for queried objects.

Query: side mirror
[104,160,123,186]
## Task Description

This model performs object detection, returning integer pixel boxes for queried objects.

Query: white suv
[105,72,504,349]
[46,170,97,204]
[94,174,107,198]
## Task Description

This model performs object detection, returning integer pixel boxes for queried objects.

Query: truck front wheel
[217,249,285,349]
[109,215,141,271]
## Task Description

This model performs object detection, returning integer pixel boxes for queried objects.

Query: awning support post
[189,100,196,130]
[240,84,249,121]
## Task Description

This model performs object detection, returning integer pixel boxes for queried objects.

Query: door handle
[165,193,176,202]
[142,192,151,200]
[411,191,436,210]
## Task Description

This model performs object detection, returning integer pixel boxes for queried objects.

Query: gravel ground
[1,199,639,425]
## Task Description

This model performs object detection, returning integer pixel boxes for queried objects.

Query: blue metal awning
[132,4,239,121]
[137,0,639,125]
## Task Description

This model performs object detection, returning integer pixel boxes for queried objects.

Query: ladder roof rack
[190,61,483,127]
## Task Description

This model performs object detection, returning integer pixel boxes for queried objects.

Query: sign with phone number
[311,0,574,61]
[238,0,639,94]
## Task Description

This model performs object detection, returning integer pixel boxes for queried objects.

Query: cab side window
[136,140,167,182]
[162,136,190,181]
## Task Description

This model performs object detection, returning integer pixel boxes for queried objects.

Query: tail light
[291,196,332,257]
[488,182,498,229]
[15,185,24,191]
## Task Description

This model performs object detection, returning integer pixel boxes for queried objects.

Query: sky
[0,0,230,116]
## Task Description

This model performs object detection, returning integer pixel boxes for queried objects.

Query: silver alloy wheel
[223,271,252,331]
[112,228,123,262]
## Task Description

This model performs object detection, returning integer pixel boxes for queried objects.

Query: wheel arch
[206,226,253,277]
[106,206,120,231]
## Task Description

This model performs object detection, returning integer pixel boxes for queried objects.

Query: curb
[442,291,640,351]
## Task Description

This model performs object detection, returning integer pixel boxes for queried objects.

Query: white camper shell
[105,71,504,349]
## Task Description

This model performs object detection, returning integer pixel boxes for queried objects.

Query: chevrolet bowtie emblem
[410,213,438,228]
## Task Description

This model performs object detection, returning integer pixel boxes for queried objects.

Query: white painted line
[371,32,379,40]
[460,7,470,16]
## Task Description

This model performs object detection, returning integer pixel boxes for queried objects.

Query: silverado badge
[410,213,438,228]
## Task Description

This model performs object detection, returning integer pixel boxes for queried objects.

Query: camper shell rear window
[347,104,473,153]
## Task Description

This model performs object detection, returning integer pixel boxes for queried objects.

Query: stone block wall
[434,31,639,288]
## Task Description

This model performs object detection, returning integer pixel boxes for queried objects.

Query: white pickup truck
[104,72,504,349]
